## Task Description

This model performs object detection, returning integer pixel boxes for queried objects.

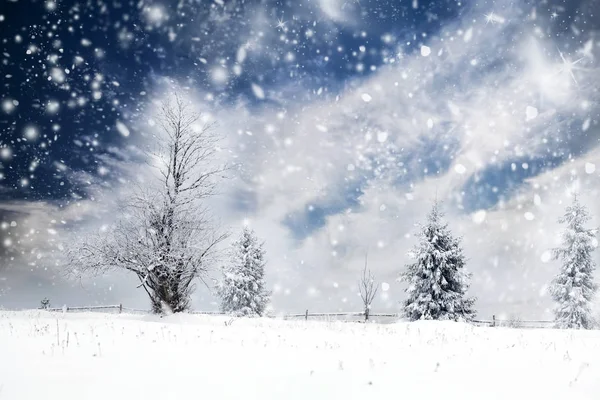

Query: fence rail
[46,304,123,313]
[472,319,555,329]
[34,304,557,328]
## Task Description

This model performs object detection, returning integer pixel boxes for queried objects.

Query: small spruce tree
[218,227,270,316]
[401,201,476,321]
[550,196,598,329]
[40,297,51,310]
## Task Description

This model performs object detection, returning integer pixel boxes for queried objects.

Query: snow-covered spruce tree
[68,95,227,314]
[40,298,50,310]
[218,227,270,316]
[550,196,598,329]
[400,201,476,321]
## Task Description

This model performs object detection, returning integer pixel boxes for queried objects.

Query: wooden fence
[40,304,556,329]
[46,304,124,313]
[472,317,555,329]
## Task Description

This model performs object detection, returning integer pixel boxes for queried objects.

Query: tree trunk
[148,279,190,314]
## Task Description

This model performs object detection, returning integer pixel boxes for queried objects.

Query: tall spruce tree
[218,227,270,316]
[550,196,598,329]
[401,201,476,321]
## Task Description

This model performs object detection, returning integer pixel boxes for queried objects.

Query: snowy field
[0,311,599,399]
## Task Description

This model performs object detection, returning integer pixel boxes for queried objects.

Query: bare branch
[68,93,229,314]
[358,252,378,321]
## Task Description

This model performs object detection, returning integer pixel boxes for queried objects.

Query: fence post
[119,304,123,314]
[305,309,308,321]
[492,314,496,327]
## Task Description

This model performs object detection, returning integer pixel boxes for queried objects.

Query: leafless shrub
[358,253,378,321]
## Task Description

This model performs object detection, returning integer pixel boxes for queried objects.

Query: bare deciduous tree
[358,253,378,321]
[69,95,227,314]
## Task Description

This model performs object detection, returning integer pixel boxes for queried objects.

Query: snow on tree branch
[400,201,476,322]
[218,226,270,317]
[358,252,378,321]
[68,94,228,314]
[550,196,597,329]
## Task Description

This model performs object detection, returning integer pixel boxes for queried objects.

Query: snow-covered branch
[68,94,228,313]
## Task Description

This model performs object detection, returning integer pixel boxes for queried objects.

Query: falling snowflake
[454,164,467,174]
[251,83,265,99]
[472,210,487,224]
[116,121,130,137]
[525,106,538,121]
[585,162,596,174]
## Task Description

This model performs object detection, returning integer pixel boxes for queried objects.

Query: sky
[0,0,599,319]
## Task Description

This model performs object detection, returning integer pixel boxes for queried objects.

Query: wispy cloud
[2,0,599,317]
[195,0,600,318]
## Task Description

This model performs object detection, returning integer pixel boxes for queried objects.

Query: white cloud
[187,0,600,318]
[6,0,600,319]
[318,0,351,23]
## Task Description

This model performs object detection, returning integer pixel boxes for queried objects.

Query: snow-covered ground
[0,311,599,399]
